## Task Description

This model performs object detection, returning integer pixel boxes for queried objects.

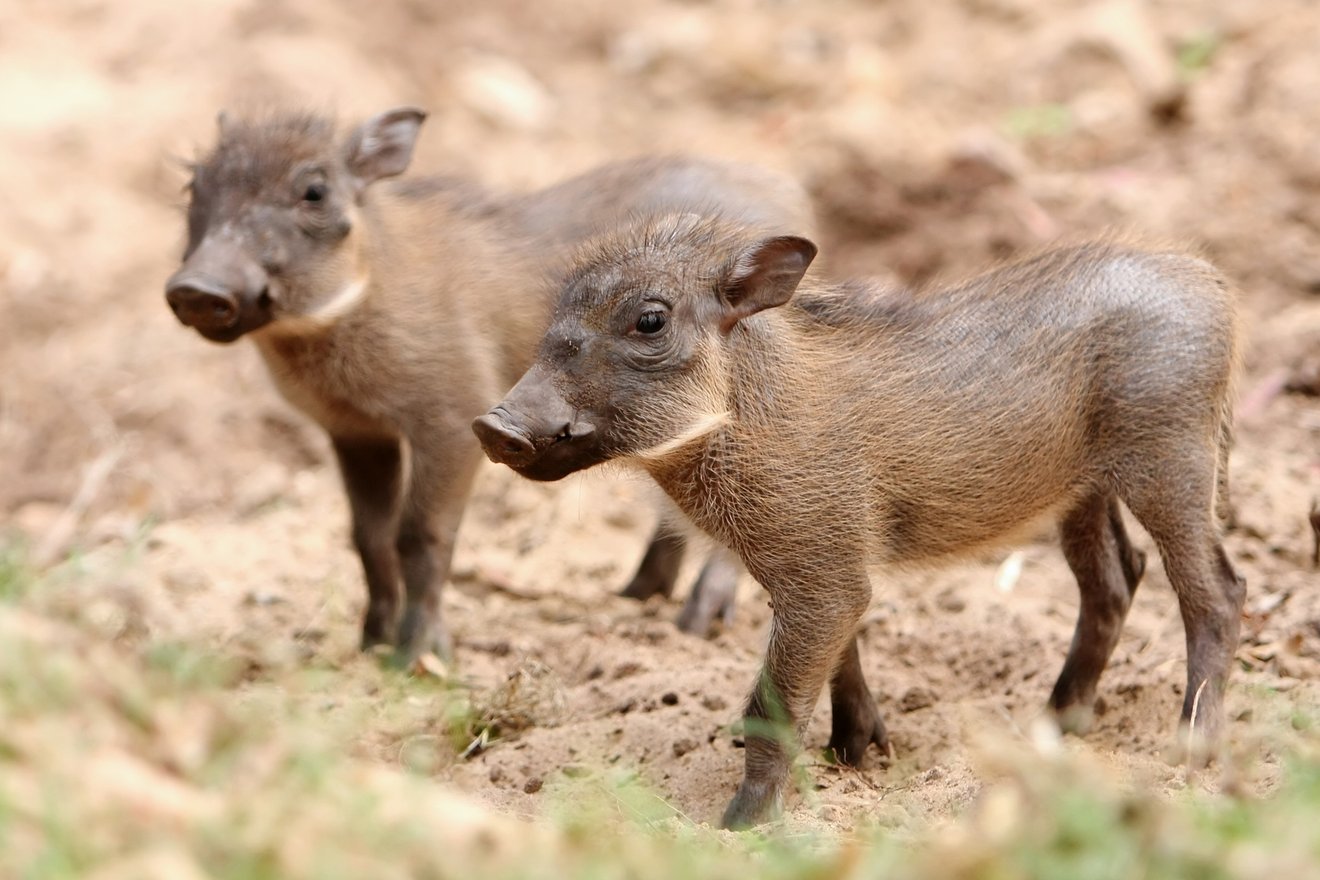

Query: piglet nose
[473,412,538,467]
[165,278,240,330]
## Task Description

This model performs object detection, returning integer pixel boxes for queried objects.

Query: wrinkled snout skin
[473,367,605,481]
[165,235,273,343]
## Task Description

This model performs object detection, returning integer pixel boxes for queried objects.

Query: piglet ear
[718,235,817,333]
[344,107,427,188]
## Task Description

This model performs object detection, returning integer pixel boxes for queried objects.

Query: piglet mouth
[472,406,601,482]
[189,301,274,343]
[195,323,249,343]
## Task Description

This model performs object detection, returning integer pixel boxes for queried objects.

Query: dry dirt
[3,0,1319,832]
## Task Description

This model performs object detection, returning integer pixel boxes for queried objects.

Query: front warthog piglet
[166,110,815,663]
[475,214,1244,828]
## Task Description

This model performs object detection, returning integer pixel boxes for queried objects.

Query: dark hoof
[360,609,397,653]
[1171,722,1220,769]
[361,628,392,653]
[1176,689,1224,767]
[390,608,454,670]
[620,531,684,601]
[827,701,892,767]
[719,779,783,830]
[1051,702,1096,736]
[1047,676,1100,735]
[675,583,736,637]
[619,571,675,602]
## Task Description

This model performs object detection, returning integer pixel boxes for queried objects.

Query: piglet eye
[636,311,666,334]
[302,182,327,203]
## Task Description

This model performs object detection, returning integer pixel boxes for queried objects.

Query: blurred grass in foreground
[1,548,1318,880]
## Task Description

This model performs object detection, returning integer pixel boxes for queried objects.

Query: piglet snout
[165,276,241,331]
[473,410,539,468]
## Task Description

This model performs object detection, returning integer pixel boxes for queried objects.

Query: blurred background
[1,0,1318,863]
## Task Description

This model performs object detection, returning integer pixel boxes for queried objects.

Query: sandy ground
[3,0,1319,830]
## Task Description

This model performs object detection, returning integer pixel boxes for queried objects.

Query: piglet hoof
[360,626,392,654]
[1051,702,1096,736]
[360,602,398,652]
[1173,714,1222,769]
[719,779,783,830]
[619,570,674,602]
[390,609,454,670]
[675,583,737,637]
[827,702,892,767]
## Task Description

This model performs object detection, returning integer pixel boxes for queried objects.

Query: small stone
[523,777,543,794]
[244,589,285,607]
[818,804,845,822]
[935,588,966,613]
[899,686,937,713]
[613,661,644,680]
[661,691,680,706]
[672,738,698,758]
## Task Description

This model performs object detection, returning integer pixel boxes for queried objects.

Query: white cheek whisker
[306,275,370,322]
[627,409,729,461]
[262,275,371,338]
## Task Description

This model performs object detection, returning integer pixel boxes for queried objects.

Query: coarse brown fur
[477,213,1245,828]
[165,109,813,663]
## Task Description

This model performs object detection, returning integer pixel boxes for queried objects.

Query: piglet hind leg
[391,442,483,668]
[619,526,685,601]
[332,437,405,651]
[1049,492,1147,733]
[1119,455,1246,761]
[828,636,891,765]
[393,508,456,666]
[721,573,871,830]
[675,547,742,636]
